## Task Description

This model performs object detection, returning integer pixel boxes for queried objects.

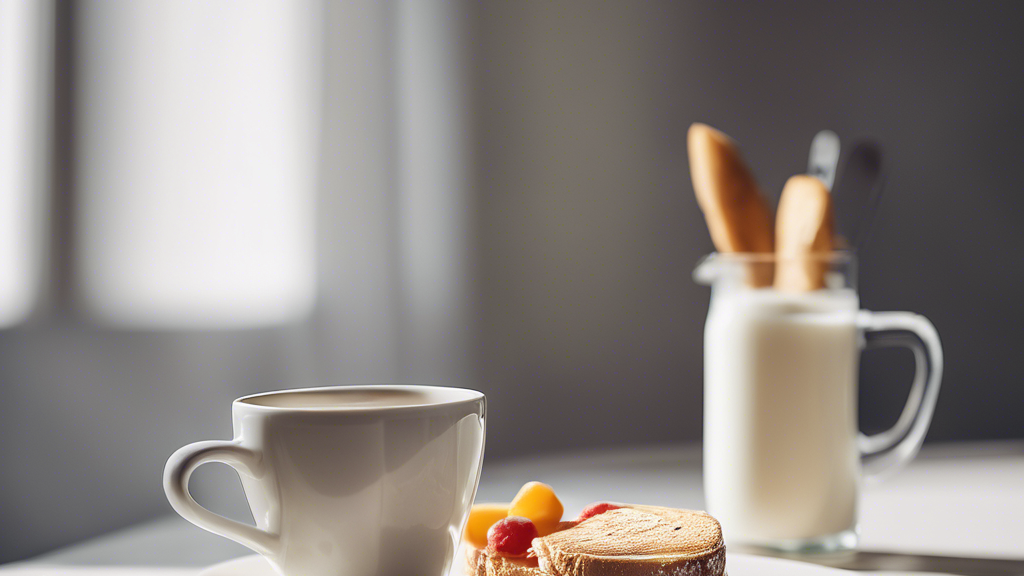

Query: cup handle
[856,311,943,484]
[163,440,279,556]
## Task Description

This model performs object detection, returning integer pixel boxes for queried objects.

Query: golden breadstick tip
[688,123,775,286]
[774,175,835,292]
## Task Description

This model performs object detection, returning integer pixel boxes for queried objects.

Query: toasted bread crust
[533,507,725,576]
[462,508,725,576]
[687,123,774,253]
[774,175,834,292]
[463,522,580,576]
[535,543,725,576]
[687,123,774,287]
[463,545,546,576]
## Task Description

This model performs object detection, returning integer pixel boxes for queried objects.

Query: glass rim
[697,250,856,265]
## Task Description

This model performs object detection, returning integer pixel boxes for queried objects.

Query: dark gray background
[476,0,1024,453]
[2,0,1022,565]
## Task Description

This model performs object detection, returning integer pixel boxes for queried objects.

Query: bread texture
[774,175,835,292]
[688,123,774,286]
[462,507,725,576]
[463,522,581,576]
[463,545,546,576]
[533,506,725,576]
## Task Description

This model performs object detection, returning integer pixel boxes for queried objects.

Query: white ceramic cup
[164,385,486,576]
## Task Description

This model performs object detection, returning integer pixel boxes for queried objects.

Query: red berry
[578,502,621,521]
[487,516,538,556]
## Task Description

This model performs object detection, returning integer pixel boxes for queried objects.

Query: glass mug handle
[163,440,280,556]
[856,311,943,484]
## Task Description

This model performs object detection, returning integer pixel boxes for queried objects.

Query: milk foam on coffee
[703,286,860,541]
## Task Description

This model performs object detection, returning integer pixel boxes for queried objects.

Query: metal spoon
[807,130,841,191]
[832,140,885,249]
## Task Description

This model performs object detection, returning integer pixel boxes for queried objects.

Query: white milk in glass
[703,286,860,543]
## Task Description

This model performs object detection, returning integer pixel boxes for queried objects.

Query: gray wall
[2,0,1023,564]
[475,0,1024,457]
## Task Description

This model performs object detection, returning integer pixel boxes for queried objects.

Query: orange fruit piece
[508,481,564,536]
[464,503,510,548]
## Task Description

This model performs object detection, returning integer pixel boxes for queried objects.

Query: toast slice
[462,506,724,576]
[533,506,725,576]
[463,545,546,576]
[463,522,580,576]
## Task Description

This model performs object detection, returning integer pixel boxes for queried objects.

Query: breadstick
[687,124,774,286]
[774,175,835,292]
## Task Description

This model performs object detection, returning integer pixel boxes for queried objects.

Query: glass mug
[694,252,942,552]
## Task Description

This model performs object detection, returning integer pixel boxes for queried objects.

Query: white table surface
[6,441,1023,575]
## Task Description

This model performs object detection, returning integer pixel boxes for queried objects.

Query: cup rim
[233,384,485,413]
